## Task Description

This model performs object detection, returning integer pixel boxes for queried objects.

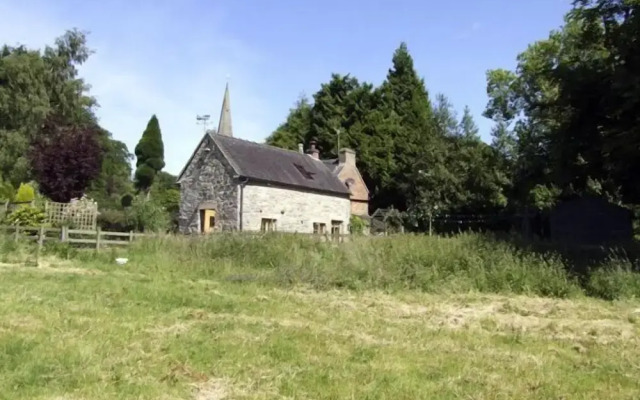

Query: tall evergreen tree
[266,95,312,151]
[308,74,363,158]
[379,42,445,212]
[433,93,459,137]
[459,106,480,141]
[134,115,165,192]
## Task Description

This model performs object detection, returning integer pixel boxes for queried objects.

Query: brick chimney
[339,148,356,166]
[298,143,304,154]
[307,140,320,159]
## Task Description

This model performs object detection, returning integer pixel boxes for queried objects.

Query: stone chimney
[339,148,356,166]
[298,143,304,154]
[307,140,320,160]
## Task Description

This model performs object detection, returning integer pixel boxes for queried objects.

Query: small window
[331,220,342,236]
[313,222,326,234]
[261,218,276,232]
[293,163,315,180]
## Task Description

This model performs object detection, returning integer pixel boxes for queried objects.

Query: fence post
[61,226,68,242]
[35,226,44,267]
[14,225,19,242]
[96,227,101,250]
[37,226,44,251]
[129,230,134,243]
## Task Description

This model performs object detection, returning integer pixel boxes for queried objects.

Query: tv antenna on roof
[196,114,211,134]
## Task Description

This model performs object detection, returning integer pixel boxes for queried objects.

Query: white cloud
[0,0,273,175]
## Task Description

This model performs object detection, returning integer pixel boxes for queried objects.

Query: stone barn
[176,84,370,235]
[548,195,633,245]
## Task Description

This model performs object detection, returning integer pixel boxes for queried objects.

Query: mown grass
[1,232,640,399]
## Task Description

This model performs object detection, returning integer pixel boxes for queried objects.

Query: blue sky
[0,0,571,175]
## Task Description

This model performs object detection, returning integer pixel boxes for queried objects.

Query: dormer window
[293,163,315,180]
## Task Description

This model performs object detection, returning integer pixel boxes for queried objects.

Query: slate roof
[321,158,344,175]
[211,134,351,196]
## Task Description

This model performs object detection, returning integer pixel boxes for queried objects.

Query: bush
[121,194,133,208]
[98,208,134,232]
[126,196,170,233]
[0,176,14,202]
[586,261,640,300]
[14,183,35,204]
[350,215,369,235]
[5,206,46,226]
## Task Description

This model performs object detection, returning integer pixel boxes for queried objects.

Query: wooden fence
[0,225,353,251]
[0,226,145,250]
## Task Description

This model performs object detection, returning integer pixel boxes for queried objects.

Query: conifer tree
[459,106,480,141]
[266,95,312,151]
[134,115,165,193]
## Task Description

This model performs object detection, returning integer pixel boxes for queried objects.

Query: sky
[0,0,572,175]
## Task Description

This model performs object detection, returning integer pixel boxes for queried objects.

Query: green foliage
[13,183,35,203]
[4,205,45,226]
[586,262,640,301]
[0,175,14,202]
[0,29,95,187]
[134,115,165,192]
[529,184,561,211]
[97,208,133,232]
[484,0,640,208]
[433,93,459,137]
[86,128,134,208]
[459,106,480,141]
[126,196,169,233]
[267,95,312,150]
[267,43,508,222]
[349,215,369,235]
[120,194,133,208]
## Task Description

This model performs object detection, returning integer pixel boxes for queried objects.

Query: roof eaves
[245,177,351,197]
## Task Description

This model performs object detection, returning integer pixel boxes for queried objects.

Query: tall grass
[5,231,639,300]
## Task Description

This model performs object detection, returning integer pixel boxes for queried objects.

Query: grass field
[1,233,640,399]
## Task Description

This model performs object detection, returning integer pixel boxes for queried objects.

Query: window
[313,222,326,234]
[293,163,315,180]
[331,220,342,236]
[261,218,276,232]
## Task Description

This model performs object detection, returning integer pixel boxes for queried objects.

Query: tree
[379,43,458,216]
[483,0,640,206]
[134,115,165,192]
[0,29,95,186]
[266,95,312,150]
[459,106,480,141]
[87,128,134,208]
[29,114,103,202]
[433,93,459,137]
[0,175,14,202]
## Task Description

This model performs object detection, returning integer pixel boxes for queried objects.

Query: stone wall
[178,135,239,233]
[241,183,351,234]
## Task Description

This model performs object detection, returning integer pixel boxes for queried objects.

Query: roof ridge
[213,134,318,158]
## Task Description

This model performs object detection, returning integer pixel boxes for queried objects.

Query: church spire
[216,82,233,137]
